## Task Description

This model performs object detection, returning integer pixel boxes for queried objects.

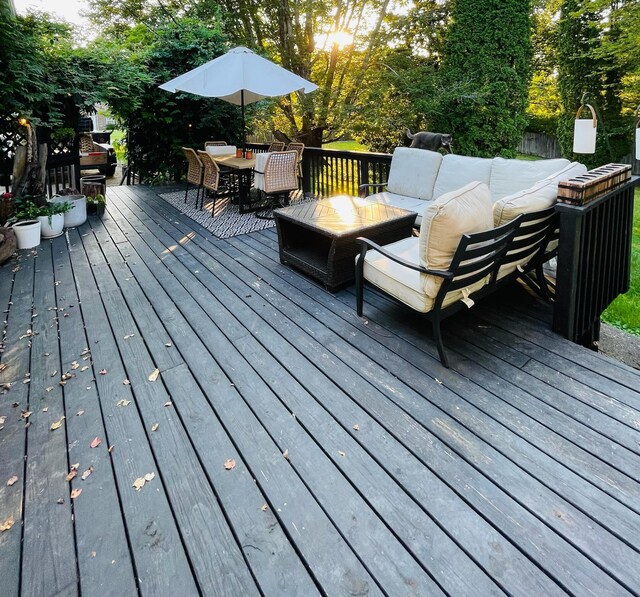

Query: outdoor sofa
[355,148,588,366]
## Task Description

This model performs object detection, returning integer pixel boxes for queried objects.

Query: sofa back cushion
[489,157,570,201]
[419,181,493,298]
[432,154,493,200]
[493,161,588,226]
[387,147,443,201]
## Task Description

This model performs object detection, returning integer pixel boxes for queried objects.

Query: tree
[434,0,534,157]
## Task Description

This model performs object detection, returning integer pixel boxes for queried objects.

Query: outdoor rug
[157,188,311,239]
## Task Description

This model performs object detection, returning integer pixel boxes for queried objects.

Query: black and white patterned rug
[157,188,311,239]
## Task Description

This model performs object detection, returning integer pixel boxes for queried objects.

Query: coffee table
[273,195,416,292]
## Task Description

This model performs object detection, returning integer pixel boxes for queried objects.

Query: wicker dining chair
[182,147,204,207]
[197,150,223,215]
[287,142,305,179]
[205,141,227,147]
[267,141,285,152]
[255,150,299,219]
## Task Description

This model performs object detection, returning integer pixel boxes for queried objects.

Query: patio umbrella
[159,46,318,153]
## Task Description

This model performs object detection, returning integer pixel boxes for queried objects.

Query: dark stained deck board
[111,187,636,596]
[104,190,449,597]
[50,235,139,597]
[20,241,78,597]
[1,183,639,597]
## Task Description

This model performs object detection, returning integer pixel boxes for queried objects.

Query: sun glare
[318,30,354,50]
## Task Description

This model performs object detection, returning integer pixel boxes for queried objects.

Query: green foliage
[434,0,533,157]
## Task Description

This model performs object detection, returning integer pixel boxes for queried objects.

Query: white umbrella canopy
[160,46,318,150]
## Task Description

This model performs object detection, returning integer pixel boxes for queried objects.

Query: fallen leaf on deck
[116,399,130,407]
[223,459,236,470]
[90,437,102,448]
[435,378,442,385]
[164,342,172,347]
[90,551,96,557]
[260,503,268,512]
[163,401,172,407]
[0,415,5,425]
[1,383,11,394]
[81,466,94,480]
[132,474,154,491]
[0,517,15,532]
[71,463,79,471]
[99,369,107,375]
[338,450,346,457]
[123,334,135,339]
[7,475,18,486]
[76,410,85,417]
[42,407,48,412]
[144,472,155,482]
[80,366,89,372]
[71,361,79,370]
[122,379,130,385]
[108,445,114,453]
[50,416,65,431]
[56,498,64,504]
[352,424,360,431]
[50,370,58,377]
[22,378,30,384]
[0,363,5,373]
[70,488,82,499]
[282,449,289,460]
[61,372,74,381]
[65,470,77,482]
[151,423,159,432]
[46,386,53,392]
[21,410,32,420]
[148,368,160,382]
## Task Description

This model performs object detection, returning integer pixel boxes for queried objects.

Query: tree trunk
[12,125,48,201]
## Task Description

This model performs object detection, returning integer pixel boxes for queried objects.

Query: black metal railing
[553,177,639,346]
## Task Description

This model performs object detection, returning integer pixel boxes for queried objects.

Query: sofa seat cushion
[365,191,429,225]
[489,157,570,201]
[493,161,588,226]
[362,237,487,313]
[432,155,493,199]
[386,147,443,201]
[419,181,494,298]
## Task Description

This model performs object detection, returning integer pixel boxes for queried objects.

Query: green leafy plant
[13,197,42,221]
[86,194,106,206]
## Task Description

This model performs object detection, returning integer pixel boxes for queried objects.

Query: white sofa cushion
[419,181,494,299]
[493,161,588,226]
[432,154,493,200]
[362,237,486,313]
[386,147,443,201]
[489,157,570,201]
[365,191,431,226]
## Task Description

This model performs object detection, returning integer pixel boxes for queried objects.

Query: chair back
[263,151,299,194]
[287,142,304,160]
[79,134,94,153]
[197,150,220,192]
[205,141,227,147]
[182,147,203,185]
[267,141,285,152]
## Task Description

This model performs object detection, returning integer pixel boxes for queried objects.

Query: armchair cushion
[386,147,443,200]
[432,155,493,200]
[489,157,570,201]
[362,237,486,313]
[419,181,493,298]
[365,191,432,226]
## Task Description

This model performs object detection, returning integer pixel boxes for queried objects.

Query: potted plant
[38,200,72,238]
[51,187,87,227]
[11,197,42,249]
[86,193,106,216]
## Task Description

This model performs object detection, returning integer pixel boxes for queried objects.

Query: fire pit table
[273,195,416,292]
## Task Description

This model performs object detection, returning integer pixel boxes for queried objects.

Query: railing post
[301,152,311,195]
[359,154,370,194]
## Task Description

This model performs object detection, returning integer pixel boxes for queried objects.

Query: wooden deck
[1,184,640,597]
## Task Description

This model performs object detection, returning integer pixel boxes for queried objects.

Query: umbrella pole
[241,90,246,156]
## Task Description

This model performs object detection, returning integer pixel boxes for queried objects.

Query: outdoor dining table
[211,154,257,213]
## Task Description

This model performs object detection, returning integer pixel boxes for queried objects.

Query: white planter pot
[52,195,87,228]
[38,213,65,238]
[12,220,41,249]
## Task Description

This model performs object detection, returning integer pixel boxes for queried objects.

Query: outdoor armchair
[197,150,224,216]
[182,147,204,208]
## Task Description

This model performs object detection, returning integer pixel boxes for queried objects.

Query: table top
[212,155,256,170]
[273,195,416,237]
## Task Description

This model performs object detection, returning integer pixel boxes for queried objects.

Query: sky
[13,0,90,28]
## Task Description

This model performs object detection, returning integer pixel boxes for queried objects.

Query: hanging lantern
[573,104,597,154]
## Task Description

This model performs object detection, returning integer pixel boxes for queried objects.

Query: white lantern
[572,104,597,154]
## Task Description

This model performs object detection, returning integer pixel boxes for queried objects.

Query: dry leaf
[46,386,53,392]
[164,342,172,347]
[80,366,89,372]
[21,410,32,420]
[435,378,443,385]
[81,466,94,480]
[122,379,130,385]
[71,463,80,471]
[76,410,85,417]
[107,445,114,453]
[56,498,64,504]
[99,369,107,375]
[282,449,289,460]
[163,401,172,407]
[352,424,360,431]
[144,472,155,482]
[70,488,82,499]
[338,450,346,457]
[223,459,236,470]
[116,399,130,407]
[7,475,18,486]
[151,423,159,432]
[90,437,102,448]
[0,415,6,425]
[50,370,58,377]
[22,378,30,384]
[260,503,268,512]
[66,470,77,482]
[148,368,160,382]
[0,517,15,532]
[71,361,79,370]
[132,477,146,491]
[50,416,65,431]
[61,372,73,381]
[90,551,96,558]
[42,407,48,412]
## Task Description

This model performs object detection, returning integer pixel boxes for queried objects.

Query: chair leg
[432,312,449,368]
[536,262,553,302]
[355,253,365,317]
[184,180,190,203]
[210,193,217,218]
